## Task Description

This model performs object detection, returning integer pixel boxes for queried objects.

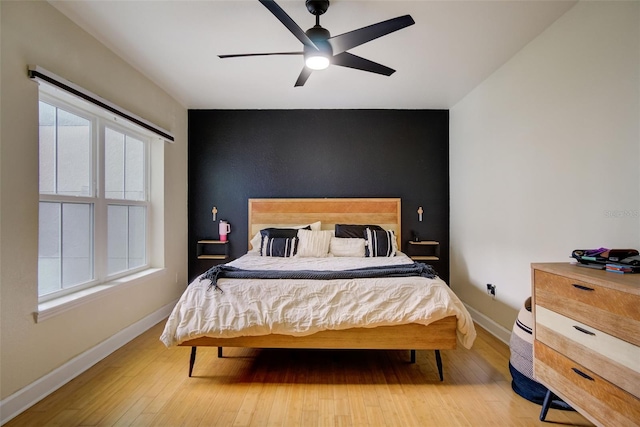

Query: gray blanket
[200,262,438,292]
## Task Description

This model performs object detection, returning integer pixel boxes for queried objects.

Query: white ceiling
[50,0,577,110]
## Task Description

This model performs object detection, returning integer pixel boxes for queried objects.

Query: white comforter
[160,253,476,349]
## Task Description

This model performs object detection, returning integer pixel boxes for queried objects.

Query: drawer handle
[572,367,595,381]
[572,284,595,291]
[573,325,596,336]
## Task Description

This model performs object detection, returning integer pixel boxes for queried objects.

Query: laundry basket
[509,297,570,409]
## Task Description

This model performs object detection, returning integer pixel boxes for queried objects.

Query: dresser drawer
[536,305,640,398]
[534,269,640,346]
[534,341,640,427]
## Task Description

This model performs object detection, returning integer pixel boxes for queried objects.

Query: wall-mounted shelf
[196,240,229,260]
[407,240,440,261]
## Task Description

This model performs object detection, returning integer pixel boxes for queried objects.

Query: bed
[161,198,476,379]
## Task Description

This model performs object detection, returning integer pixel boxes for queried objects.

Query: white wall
[0,0,188,408]
[450,0,640,332]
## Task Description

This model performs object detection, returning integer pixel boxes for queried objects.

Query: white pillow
[296,229,333,257]
[329,237,366,257]
[249,232,262,252]
[308,221,322,231]
[248,221,322,251]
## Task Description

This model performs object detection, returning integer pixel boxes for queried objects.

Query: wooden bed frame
[180,198,457,378]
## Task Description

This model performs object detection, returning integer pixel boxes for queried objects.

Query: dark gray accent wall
[188,109,449,282]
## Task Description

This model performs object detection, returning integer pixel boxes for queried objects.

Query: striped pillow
[364,228,396,257]
[261,237,298,257]
[296,229,333,257]
[259,226,309,255]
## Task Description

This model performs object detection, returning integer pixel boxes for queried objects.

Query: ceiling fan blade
[328,15,415,55]
[259,0,319,51]
[332,52,395,76]
[294,67,313,87]
[219,52,303,59]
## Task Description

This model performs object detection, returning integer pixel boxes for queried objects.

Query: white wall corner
[464,303,512,346]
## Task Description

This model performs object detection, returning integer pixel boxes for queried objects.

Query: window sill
[36,268,165,323]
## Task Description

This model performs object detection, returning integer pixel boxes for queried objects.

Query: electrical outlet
[486,283,496,298]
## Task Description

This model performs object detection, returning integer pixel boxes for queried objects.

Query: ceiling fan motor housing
[305,25,332,54]
[306,0,330,16]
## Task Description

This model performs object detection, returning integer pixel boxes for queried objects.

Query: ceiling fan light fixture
[305,54,330,70]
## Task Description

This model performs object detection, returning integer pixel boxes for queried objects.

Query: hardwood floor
[6,322,593,426]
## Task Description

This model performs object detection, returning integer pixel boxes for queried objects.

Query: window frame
[38,87,152,303]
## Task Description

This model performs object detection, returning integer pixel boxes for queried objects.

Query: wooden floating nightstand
[196,240,229,260]
[407,240,440,261]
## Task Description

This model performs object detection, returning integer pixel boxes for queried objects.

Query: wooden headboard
[248,198,401,249]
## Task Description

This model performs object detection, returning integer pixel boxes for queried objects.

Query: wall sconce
[417,206,423,222]
[212,206,218,221]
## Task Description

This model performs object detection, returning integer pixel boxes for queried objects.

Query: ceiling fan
[219,0,415,87]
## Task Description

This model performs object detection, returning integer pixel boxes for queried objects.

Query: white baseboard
[464,303,512,345]
[0,300,177,426]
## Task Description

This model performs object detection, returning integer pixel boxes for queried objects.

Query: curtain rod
[27,65,175,142]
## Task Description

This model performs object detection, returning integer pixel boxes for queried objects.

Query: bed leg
[218,346,223,358]
[189,347,197,377]
[435,350,443,381]
[539,389,555,421]
[410,349,416,364]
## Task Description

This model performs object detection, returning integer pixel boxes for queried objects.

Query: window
[104,128,147,275]
[38,90,151,301]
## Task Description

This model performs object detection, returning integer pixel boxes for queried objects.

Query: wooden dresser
[531,263,640,426]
